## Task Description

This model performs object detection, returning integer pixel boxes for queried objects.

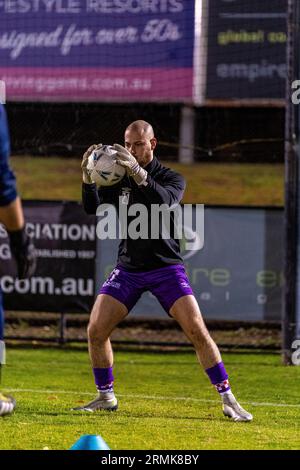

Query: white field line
[3,388,300,409]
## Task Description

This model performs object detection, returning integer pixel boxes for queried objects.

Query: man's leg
[73,293,128,412]
[170,295,253,422]
[0,290,4,368]
[0,290,16,417]
[88,293,128,368]
[170,295,221,369]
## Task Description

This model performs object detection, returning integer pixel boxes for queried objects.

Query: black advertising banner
[205,0,287,100]
[1,202,284,321]
[0,201,96,313]
[97,207,284,322]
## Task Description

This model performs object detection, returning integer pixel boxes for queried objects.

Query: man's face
[124,129,156,167]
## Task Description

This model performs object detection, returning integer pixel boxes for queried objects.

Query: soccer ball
[86,145,126,186]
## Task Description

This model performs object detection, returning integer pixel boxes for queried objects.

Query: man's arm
[0,198,36,282]
[82,183,121,214]
[113,144,185,206]
[0,104,36,278]
[0,104,24,230]
[0,197,24,231]
[0,105,18,208]
[139,171,185,206]
[81,144,110,214]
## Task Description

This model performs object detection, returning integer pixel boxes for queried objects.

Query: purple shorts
[99,264,194,314]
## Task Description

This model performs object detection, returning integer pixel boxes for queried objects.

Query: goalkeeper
[0,103,36,416]
[79,120,253,422]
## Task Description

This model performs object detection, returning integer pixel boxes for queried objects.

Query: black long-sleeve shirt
[82,156,186,271]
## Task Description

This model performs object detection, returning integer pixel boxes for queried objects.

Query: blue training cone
[70,434,110,450]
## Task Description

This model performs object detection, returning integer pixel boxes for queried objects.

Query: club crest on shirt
[121,187,131,205]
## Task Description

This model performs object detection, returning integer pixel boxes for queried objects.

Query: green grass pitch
[1,347,299,450]
[11,157,284,207]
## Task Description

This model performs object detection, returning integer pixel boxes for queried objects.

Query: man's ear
[150,138,157,150]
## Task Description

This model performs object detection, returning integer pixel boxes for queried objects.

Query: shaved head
[125,120,154,139]
[124,120,157,167]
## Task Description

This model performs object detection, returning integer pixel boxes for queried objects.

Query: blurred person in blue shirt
[0,103,36,416]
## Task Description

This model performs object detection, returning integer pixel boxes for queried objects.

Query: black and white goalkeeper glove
[81,143,102,184]
[8,227,36,279]
[113,144,148,186]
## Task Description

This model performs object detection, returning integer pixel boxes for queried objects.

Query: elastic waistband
[116,263,185,274]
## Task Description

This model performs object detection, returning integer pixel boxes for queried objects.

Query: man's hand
[8,227,37,279]
[82,143,102,184]
[113,144,148,186]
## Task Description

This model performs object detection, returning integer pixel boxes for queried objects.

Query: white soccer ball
[86,145,126,186]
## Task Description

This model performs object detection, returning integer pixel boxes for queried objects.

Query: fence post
[58,313,67,345]
[179,105,195,164]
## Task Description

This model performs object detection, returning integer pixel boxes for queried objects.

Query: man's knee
[181,314,212,348]
[189,325,211,347]
[87,294,126,344]
[87,321,108,344]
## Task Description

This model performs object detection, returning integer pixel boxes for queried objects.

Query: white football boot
[0,392,16,417]
[73,392,118,412]
[222,391,253,422]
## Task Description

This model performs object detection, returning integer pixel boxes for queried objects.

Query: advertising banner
[0,0,195,101]
[0,202,284,320]
[205,0,287,101]
[0,201,96,313]
[97,206,284,321]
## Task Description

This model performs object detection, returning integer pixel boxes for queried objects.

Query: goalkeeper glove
[81,143,102,184]
[113,144,148,186]
[8,227,36,279]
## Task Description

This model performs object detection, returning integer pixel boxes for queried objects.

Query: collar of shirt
[144,156,159,174]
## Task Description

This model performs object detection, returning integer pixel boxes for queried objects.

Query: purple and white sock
[93,367,114,394]
[205,361,231,394]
